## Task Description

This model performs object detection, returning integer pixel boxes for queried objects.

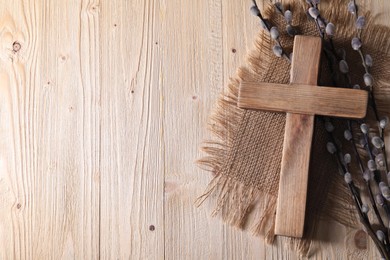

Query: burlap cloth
[197,0,390,256]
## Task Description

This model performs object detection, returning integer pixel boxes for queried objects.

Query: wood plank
[274,36,322,238]
[98,0,164,259]
[0,0,100,258]
[161,0,226,259]
[238,82,368,118]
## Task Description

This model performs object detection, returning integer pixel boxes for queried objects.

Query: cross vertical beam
[274,36,322,237]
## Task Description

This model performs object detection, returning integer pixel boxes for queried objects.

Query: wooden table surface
[0,0,389,259]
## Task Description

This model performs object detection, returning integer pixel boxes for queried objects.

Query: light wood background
[0,0,389,259]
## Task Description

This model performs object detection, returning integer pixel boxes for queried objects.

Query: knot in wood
[13,41,21,52]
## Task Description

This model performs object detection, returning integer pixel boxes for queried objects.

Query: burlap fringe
[195,174,278,244]
[196,0,390,257]
[194,36,279,242]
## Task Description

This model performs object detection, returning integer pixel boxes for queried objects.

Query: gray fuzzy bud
[326,142,337,154]
[348,1,357,14]
[363,169,371,181]
[353,84,361,89]
[286,24,296,36]
[284,10,292,24]
[325,121,335,132]
[344,153,352,164]
[312,0,320,4]
[376,194,385,205]
[360,123,369,134]
[372,147,381,157]
[365,54,373,67]
[356,16,366,29]
[368,159,377,171]
[308,7,320,19]
[344,172,352,184]
[376,230,385,242]
[250,5,260,17]
[270,27,280,40]
[380,116,389,129]
[339,60,349,74]
[344,129,353,141]
[372,136,385,149]
[318,18,325,28]
[273,45,283,57]
[351,37,362,50]
[379,182,390,201]
[325,23,335,37]
[360,138,367,147]
[361,204,369,214]
[376,153,385,167]
[363,73,373,86]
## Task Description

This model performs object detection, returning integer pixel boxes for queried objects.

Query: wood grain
[0,0,387,259]
[238,82,368,118]
[274,36,322,238]
[0,1,100,259]
[98,1,165,259]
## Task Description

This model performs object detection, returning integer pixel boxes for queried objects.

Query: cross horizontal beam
[238,82,368,119]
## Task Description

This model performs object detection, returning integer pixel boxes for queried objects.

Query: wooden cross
[237,36,368,238]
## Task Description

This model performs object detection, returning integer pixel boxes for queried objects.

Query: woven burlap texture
[197,0,390,256]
